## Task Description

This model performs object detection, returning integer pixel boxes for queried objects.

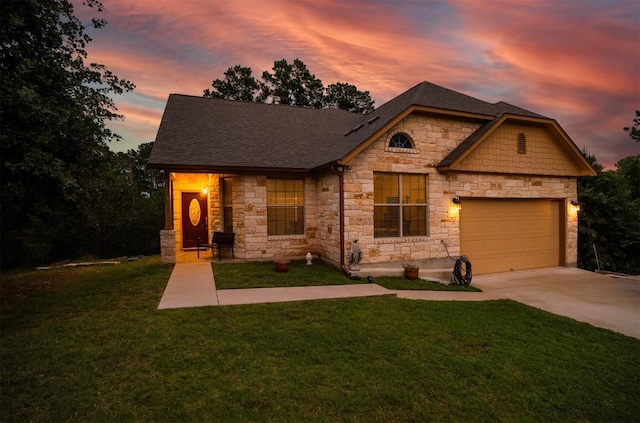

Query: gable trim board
[150,81,595,273]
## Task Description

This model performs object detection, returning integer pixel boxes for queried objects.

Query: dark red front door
[181,192,208,248]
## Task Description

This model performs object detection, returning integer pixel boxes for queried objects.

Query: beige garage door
[460,199,563,275]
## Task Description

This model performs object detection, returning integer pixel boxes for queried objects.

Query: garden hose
[441,240,473,285]
[451,256,472,286]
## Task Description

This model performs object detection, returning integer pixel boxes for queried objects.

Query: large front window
[267,178,305,235]
[374,173,427,237]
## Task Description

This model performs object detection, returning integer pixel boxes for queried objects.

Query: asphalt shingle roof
[148,81,546,171]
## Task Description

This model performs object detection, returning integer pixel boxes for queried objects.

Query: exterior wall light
[336,165,352,173]
[570,200,581,212]
[201,188,208,195]
[449,196,462,217]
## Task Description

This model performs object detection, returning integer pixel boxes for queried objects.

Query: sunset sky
[73,0,639,169]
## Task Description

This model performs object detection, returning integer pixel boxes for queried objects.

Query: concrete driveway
[471,267,640,339]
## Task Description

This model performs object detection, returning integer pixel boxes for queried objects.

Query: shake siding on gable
[455,123,579,175]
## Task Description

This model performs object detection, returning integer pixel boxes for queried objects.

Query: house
[148,81,595,275]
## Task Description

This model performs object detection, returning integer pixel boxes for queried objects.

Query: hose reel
[451,255,472,286]
[441,240,473,286]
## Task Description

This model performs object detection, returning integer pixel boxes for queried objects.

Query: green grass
[1,257,639,422]
[374,276,481,291]
[213,259,479,291]
[213,259,362,289]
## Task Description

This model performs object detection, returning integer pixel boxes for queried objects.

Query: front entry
[181,192,208,248]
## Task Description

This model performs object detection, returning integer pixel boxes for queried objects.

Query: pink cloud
[70,0,639,168]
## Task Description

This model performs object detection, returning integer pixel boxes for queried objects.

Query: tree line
[204,60,375,113]
[1,0,162,268]
[1,0,637,274]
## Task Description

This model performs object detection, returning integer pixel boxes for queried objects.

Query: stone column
[160,230,176,264]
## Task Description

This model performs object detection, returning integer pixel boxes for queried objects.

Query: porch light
[201,188,208,195]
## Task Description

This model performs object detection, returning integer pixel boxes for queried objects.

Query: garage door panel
[460,199,562,275]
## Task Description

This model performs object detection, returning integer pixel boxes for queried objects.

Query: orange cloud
[70,0,638,168]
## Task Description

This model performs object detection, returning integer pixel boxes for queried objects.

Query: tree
[259,58,325,107]
[203,65,259,101]
[624,110,640,142]
[0,0,135,267]
[324,82,375,113]
[205,58,375,112]
[578,153,640,275]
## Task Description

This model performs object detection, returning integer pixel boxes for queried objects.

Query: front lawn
[374,276,481,291]
[1,257,639,422]
[213,259,362,289]
[213,259,479,291]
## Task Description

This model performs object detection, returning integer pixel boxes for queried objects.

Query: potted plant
[274,259,290,273]
[403,262,420,280]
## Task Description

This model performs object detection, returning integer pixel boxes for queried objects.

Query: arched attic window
[389,133,413,149]
[517,133,526,154]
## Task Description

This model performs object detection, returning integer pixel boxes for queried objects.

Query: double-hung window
[374,173,427,238]
[267,178,305,235]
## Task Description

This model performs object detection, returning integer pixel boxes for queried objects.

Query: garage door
[460,199,563,275]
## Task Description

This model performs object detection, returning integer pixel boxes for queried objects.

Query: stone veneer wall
[341,113,579,269]
[234,174,320,260]
[315,171,341,265]
[160,230,176,264]
[163,113,581,267]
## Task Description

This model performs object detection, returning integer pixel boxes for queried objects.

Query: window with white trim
[374,173,427,238]
[267,178,305,235]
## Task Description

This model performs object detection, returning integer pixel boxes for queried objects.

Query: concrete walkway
[158,263,639,339]
[218,284,395,305]
[158,262,218,309]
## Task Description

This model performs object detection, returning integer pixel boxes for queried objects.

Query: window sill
[268,234,306,241]
[384,146,420,154]
[374,236,429,244]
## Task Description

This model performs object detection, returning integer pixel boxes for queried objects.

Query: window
[389,133,413,149]
[222,178,233,233]
[267,178,305,235]
[518,133,526,154]
[374,173,427,237]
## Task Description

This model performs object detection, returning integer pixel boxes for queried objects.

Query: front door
[181,192,208,248]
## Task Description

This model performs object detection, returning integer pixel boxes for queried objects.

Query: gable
[437,115,596,177]
[455,123,578,175]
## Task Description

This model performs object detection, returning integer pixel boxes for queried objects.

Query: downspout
[330,166,351,276]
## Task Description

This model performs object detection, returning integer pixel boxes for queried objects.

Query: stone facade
[340,114,579,269]
[160,113,581,270]
[160,230,176,264]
